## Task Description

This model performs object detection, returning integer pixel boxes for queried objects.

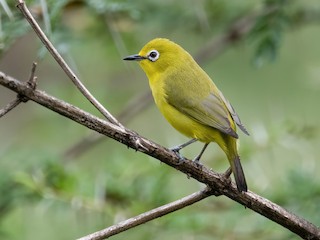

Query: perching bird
[123,38,249,192]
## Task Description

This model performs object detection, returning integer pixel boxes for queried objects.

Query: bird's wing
[166,91,239,138]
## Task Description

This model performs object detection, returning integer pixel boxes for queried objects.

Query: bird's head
[123,38,191,80]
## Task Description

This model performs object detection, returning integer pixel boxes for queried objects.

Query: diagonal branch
[78,187,213,240]
[16,0,122,127]
[1,72,319,240]
[0,98,22,117]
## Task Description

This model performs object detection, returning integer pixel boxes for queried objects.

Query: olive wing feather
[166,91,239,139]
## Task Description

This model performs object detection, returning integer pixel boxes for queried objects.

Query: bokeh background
[1,0,320,239]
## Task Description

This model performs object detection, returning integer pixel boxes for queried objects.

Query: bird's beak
[123,54,146,61]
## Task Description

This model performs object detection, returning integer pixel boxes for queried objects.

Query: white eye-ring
[147,50,160,62]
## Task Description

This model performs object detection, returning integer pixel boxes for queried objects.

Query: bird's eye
[147,50,160,62]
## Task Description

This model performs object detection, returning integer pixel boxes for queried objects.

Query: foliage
[249,0,289,66]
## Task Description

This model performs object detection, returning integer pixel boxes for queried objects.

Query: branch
[0,98,22,117]
[1,72,319,240]
[0,62,37,117]
[78,187,213,240]
[16,0,122,127]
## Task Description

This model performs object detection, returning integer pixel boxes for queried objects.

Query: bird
[123,38,249,192]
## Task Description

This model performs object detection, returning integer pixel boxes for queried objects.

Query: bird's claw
[193,159,203,169]
[170,147,185,165]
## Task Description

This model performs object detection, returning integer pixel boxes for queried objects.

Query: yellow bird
[124,38,249,192]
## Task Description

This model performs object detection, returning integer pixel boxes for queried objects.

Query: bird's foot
[169,147,185,165]
[193,158,203,169]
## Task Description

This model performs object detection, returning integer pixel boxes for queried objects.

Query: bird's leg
[193,143,209,162]
[193,143,209,168]
[170,138,198,161]
[170,138,198,152]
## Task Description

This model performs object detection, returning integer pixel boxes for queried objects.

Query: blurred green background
[1,0,320,239]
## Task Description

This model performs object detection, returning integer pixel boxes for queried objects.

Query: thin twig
[78,187,213,240]
[27,62,38,88]
[15,0,123,128]
[0,98,22,117]
[1,72,319,240]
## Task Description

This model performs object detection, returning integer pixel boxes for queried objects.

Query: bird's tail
[229,155,247,192]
